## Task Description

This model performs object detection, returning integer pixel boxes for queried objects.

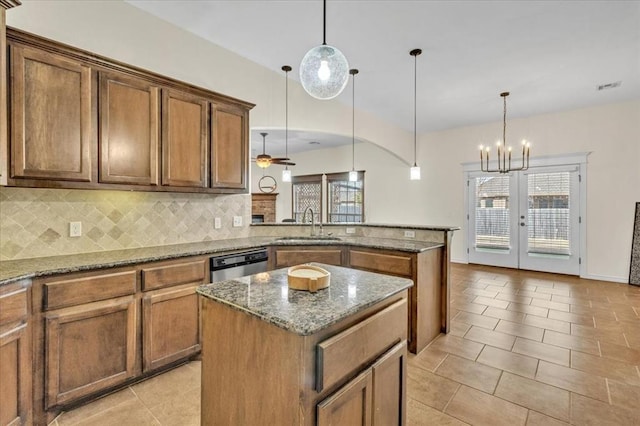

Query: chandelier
[479,92,531,174]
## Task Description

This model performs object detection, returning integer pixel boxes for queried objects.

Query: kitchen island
[197,264,413,425]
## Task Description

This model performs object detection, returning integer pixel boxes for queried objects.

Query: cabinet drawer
[316,297,407,392]
[0,288,28,325]
[349,250,413,277]
[141,259,206,291]
[43,271,137,311]
[275,248,343,268]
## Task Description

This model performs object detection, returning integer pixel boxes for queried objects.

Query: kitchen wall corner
[0,187,250,260]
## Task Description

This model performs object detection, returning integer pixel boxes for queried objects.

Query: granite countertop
[196,263,413,336]
[252,222,460,231]
[0,236,443,286]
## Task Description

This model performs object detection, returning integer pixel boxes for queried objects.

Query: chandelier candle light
[349,68,359,182]
[282,65,292,182]
[479,92,531,173]
[299,0,349,100]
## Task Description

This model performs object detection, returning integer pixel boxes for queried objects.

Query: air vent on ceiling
[596,81,622,91]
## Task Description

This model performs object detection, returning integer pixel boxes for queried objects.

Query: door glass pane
[475,176,510,250]
[527,172,571,255]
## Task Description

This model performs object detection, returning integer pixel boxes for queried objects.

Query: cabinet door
[372,341,407,426]
[45,296,137,408]
[317,369,373,426]
[161,89,208,187]
[0,286,32,426]
[10,45,94,181]
[142,284,200,372]
[99,72,159,185]
[211,103,247,190]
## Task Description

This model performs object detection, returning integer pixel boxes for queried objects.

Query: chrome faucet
[302,207,316,237]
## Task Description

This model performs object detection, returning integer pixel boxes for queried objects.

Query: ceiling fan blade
[270,157,290,162]
[272,160,296,166]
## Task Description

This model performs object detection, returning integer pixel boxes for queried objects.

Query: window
[291,174,322,223]
[291,171,365,223]
[326,171,365,223]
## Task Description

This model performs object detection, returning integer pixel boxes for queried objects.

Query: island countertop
[196,263,413,336]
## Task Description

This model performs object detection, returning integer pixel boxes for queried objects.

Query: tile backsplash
[0,187,250,260]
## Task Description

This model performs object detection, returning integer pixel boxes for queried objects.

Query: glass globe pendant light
[299,0,349,100]
[282,65,292,182]
[409,48,422,180]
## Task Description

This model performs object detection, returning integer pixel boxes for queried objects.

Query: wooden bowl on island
[287,265,331,293]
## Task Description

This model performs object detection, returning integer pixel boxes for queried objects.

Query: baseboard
[580,273,629,284]
[451,258,468,264]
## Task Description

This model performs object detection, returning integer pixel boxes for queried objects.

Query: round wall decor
[258,175,277,193]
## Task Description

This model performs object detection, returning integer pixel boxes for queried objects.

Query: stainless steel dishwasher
[210,248,269,282]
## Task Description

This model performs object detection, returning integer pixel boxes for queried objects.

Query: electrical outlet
[345,227,356,234]
[69,221,82,237]
[404,230,415,238]
[233,216,243,227]
[214,217,222,229]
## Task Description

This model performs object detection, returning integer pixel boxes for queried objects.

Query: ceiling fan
[253,132,295,168]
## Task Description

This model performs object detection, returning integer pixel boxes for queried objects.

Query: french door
[468,165,581,275]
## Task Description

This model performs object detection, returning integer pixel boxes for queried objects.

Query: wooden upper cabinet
[161,89,208,187]
[10,45,94,182]
[211,103,248,190]
[99,72,159,185]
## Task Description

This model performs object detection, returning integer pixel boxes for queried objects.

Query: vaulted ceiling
[128,1,640,155]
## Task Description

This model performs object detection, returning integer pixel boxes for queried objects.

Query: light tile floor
[51,264,640,425]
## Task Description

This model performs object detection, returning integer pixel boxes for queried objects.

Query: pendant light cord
[322,0,327,45]
[413,52,417,167]
[285,70,289,160]
[352,72,355,171]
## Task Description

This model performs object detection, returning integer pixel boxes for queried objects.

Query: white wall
[260,101,640,282]
[423,100,640,282]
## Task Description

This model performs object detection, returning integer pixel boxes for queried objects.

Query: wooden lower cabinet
[0,282,32,426]
[347,247,443,354]
[44,296,137,408]
[270,246,345,268]
[142,284,200,372]
[317,341,407,426]
[201,290,408,425]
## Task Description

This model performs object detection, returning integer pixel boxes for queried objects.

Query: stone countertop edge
[252,222,461,231]
[196,264,413,336]
[0,236,444,286]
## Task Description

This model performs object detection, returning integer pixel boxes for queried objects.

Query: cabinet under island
[197,264,413,425]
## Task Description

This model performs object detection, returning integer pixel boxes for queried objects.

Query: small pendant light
[409,48,422,180]
[282,65,292,182]
[299,0,349,100]
[349,68,359,182]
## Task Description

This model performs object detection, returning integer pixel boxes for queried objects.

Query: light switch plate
[214,217,222,229]
[404,230,415,238]
[346,227,356,234]
[69,221,82,237]
[233,216,243,227]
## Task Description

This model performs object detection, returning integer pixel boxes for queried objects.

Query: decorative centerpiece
[287,264,330,292]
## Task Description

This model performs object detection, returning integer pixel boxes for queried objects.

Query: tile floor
[50,263,640,425]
